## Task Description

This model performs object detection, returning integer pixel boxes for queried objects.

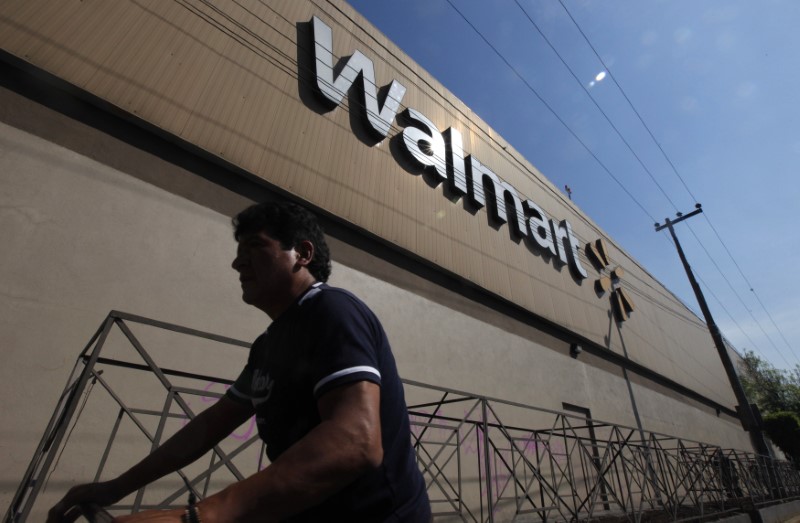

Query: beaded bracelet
[181,481,201,523]
[182,504,200,523]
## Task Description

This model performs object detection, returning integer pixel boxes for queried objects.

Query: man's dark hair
[233,201,332,282]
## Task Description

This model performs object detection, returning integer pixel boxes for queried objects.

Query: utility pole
[655,204,771,458]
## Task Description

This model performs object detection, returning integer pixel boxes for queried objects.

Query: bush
[763,411,800,465]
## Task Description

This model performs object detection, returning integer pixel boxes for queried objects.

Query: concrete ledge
[712,513,751,523]
[757,500,800,523]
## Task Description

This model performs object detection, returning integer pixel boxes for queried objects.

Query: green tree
[763,412,800,464]
[738,351,800,463]
[738,350,800,415]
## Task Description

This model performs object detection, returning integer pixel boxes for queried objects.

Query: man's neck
[263,275,318,320]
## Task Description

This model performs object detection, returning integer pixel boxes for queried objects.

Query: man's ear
[295,240,315,268]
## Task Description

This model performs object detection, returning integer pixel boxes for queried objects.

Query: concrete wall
[0,109,751,519]
[0,0,741,409]
[0,119,254,510]
[0,1,761,518]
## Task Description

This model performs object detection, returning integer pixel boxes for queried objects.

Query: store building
[1,1,775,520]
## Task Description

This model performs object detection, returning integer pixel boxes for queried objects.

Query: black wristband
[182,504,200,523]
[181,477,200,522]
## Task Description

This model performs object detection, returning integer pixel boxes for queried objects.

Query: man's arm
[197,380,383,522]
[47,396,254,523]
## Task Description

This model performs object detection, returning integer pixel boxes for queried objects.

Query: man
[48,201,431,522]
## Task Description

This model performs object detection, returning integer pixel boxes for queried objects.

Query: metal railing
[406,382,800,521]
[6,311,800,522]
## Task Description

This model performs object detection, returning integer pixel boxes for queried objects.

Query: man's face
[231,230,299,313]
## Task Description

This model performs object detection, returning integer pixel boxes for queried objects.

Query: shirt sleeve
[225,365,255,406]
[225,334,264,406]
[308,291,383,399]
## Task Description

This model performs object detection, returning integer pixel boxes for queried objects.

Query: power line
[684,225,795,367]
[217,0,648,257]
[701,213,800,365]
[554,0,699,204]
[513,0,681,214]
[427,1,723,316]
[553,0,798,368]
[274,1,758,340]
[169,0,783,367]
[442,0,658,225]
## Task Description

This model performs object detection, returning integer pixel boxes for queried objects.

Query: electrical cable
[174,0,660,271]
[172,0,726,337]
[684,226,795,367]
[163,0,755,359]
[162,0,770,391]
[430,1,748,338]
[701,213,800,364]
[512,1,782,365]
[513,0,681,213]
[552,0,798,368]
[555,0,699,205]
[442,0,657,225]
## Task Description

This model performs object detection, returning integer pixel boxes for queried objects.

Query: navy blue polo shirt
[226,283,430,522]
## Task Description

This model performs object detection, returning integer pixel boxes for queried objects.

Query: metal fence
[406,383,800,521]
[6,311,800,522]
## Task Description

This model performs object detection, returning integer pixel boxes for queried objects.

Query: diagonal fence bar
[6,312,800,522]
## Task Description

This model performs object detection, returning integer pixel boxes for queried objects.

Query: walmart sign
[310,15,589,281]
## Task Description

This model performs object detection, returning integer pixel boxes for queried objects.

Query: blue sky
[346,0,800,371]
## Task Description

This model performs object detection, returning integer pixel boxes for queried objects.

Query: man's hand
[47,397,253,523]
[47,481,123,523]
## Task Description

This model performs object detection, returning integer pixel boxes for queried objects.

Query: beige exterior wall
[0,119,248,514]
[0,0,738,410]
[0,0,760,519]
[0,94,749,519]
[0,86,748,521]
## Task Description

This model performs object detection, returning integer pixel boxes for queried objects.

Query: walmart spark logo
[586,239,635,322]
